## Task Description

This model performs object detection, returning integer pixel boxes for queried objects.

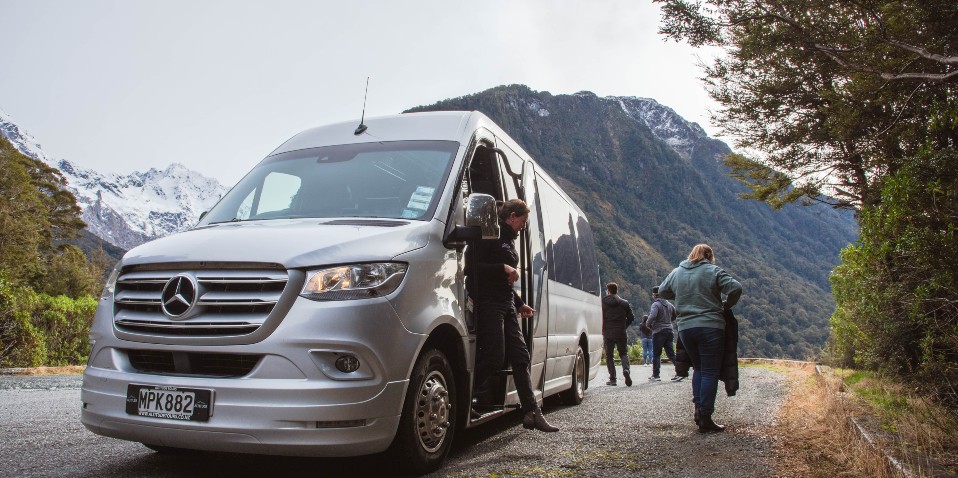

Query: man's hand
[518,304,535,318]
[504,265,519,283]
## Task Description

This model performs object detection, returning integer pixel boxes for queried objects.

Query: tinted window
[576,216,600,295]
[538,176,582,289]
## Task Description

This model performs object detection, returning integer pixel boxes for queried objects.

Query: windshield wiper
[207,217,244,225]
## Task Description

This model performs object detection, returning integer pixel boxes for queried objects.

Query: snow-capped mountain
[0,108,228,250]
[614,96,710,160]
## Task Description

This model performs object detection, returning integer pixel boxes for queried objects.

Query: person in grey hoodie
[646,286,678,382]
[601,282,636,386]
[658,244,742,433]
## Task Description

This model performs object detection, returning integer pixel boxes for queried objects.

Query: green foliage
[0,137,100,297]
[655,0,958,210]
[0,275,45,367]
[0,137,103,367]
[828,116,958,408]
[34,293,97,365]
[0,274,96,367]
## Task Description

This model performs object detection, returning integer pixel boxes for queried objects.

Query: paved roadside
[0,365,786,477]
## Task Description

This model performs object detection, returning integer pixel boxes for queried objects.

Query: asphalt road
[0,365,786,478]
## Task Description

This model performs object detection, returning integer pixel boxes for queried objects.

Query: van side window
[467,145,503,200]
[539,177,583,289]
[496,144,520,200]
[575,216,600,295]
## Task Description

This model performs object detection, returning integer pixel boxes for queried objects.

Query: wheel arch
[421,323,470,430]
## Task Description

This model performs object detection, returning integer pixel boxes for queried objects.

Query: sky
[1,0,722,186]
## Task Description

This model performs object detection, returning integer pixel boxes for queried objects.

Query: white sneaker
[648,376,661,382]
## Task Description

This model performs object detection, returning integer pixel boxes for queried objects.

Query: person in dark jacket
[465,198,558,433]
[601,282,636,386]
[658,244,742,433]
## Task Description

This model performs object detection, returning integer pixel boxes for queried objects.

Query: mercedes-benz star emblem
[161,274,197,318]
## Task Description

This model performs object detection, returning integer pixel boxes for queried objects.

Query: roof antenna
[354,77,369,135]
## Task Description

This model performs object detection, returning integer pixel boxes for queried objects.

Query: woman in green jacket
[658,244,742,433]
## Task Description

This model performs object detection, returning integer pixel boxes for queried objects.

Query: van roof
[270,111,488,156]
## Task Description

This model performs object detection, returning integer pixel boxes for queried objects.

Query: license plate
[125,384,213,422]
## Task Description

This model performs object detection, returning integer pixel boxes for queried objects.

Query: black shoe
[694,407,701,427]
[623,371,632,387]
[606,379,617,386]
[698,414,726,433]
[523,409,559,432]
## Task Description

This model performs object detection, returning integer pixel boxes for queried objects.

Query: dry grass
[769,363,958,478]
[3,365,85,375]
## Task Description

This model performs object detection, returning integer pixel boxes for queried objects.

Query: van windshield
[202,141,459,224]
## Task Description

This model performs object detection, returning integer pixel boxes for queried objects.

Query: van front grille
[126,350,262,377]
[113,267,288,337]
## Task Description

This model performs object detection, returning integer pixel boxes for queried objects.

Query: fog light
[335,354,360,373]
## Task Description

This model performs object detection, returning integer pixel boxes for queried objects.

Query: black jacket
[464,221,524,307]
[601,294,635,338]
[720,309,740,396]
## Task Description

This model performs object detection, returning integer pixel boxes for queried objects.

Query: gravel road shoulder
[0,365,786,477]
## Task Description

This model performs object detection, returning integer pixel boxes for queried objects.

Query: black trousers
[604,336,630,379]
[474,300,536,412]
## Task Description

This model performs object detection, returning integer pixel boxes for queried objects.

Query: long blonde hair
[688,244,715,263]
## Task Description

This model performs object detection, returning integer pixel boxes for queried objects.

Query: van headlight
[300,263,408,301]
[101,262,122,299]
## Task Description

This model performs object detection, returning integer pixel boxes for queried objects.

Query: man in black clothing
[465,198,558,432]
[601,282,636,386]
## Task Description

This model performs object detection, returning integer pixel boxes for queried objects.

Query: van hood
[122,219,433,269]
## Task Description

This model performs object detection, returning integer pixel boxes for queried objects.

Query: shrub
[0,274,96,367]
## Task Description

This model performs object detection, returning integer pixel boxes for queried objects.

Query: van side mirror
[447,193,499,243]
[465,193,499,240]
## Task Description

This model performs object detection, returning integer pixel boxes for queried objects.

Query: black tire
[388,348,456,475]
[558,345,586,405]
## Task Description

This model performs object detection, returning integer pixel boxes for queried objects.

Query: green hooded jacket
[658,259,742,331]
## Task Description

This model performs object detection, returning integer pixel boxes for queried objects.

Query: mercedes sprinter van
[81,111,602,474]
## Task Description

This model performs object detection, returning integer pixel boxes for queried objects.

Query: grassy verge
[770,362,958,477]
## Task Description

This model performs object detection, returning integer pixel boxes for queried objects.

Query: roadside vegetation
[772,362,958,477]
[0,138,106,367]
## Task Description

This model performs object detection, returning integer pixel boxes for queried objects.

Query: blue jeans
[641,338,653,364]
[651,329,676,378]
[679,327,725,416]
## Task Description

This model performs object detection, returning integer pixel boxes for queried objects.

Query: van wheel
[389,348,456,475]
[559,345,585,405]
